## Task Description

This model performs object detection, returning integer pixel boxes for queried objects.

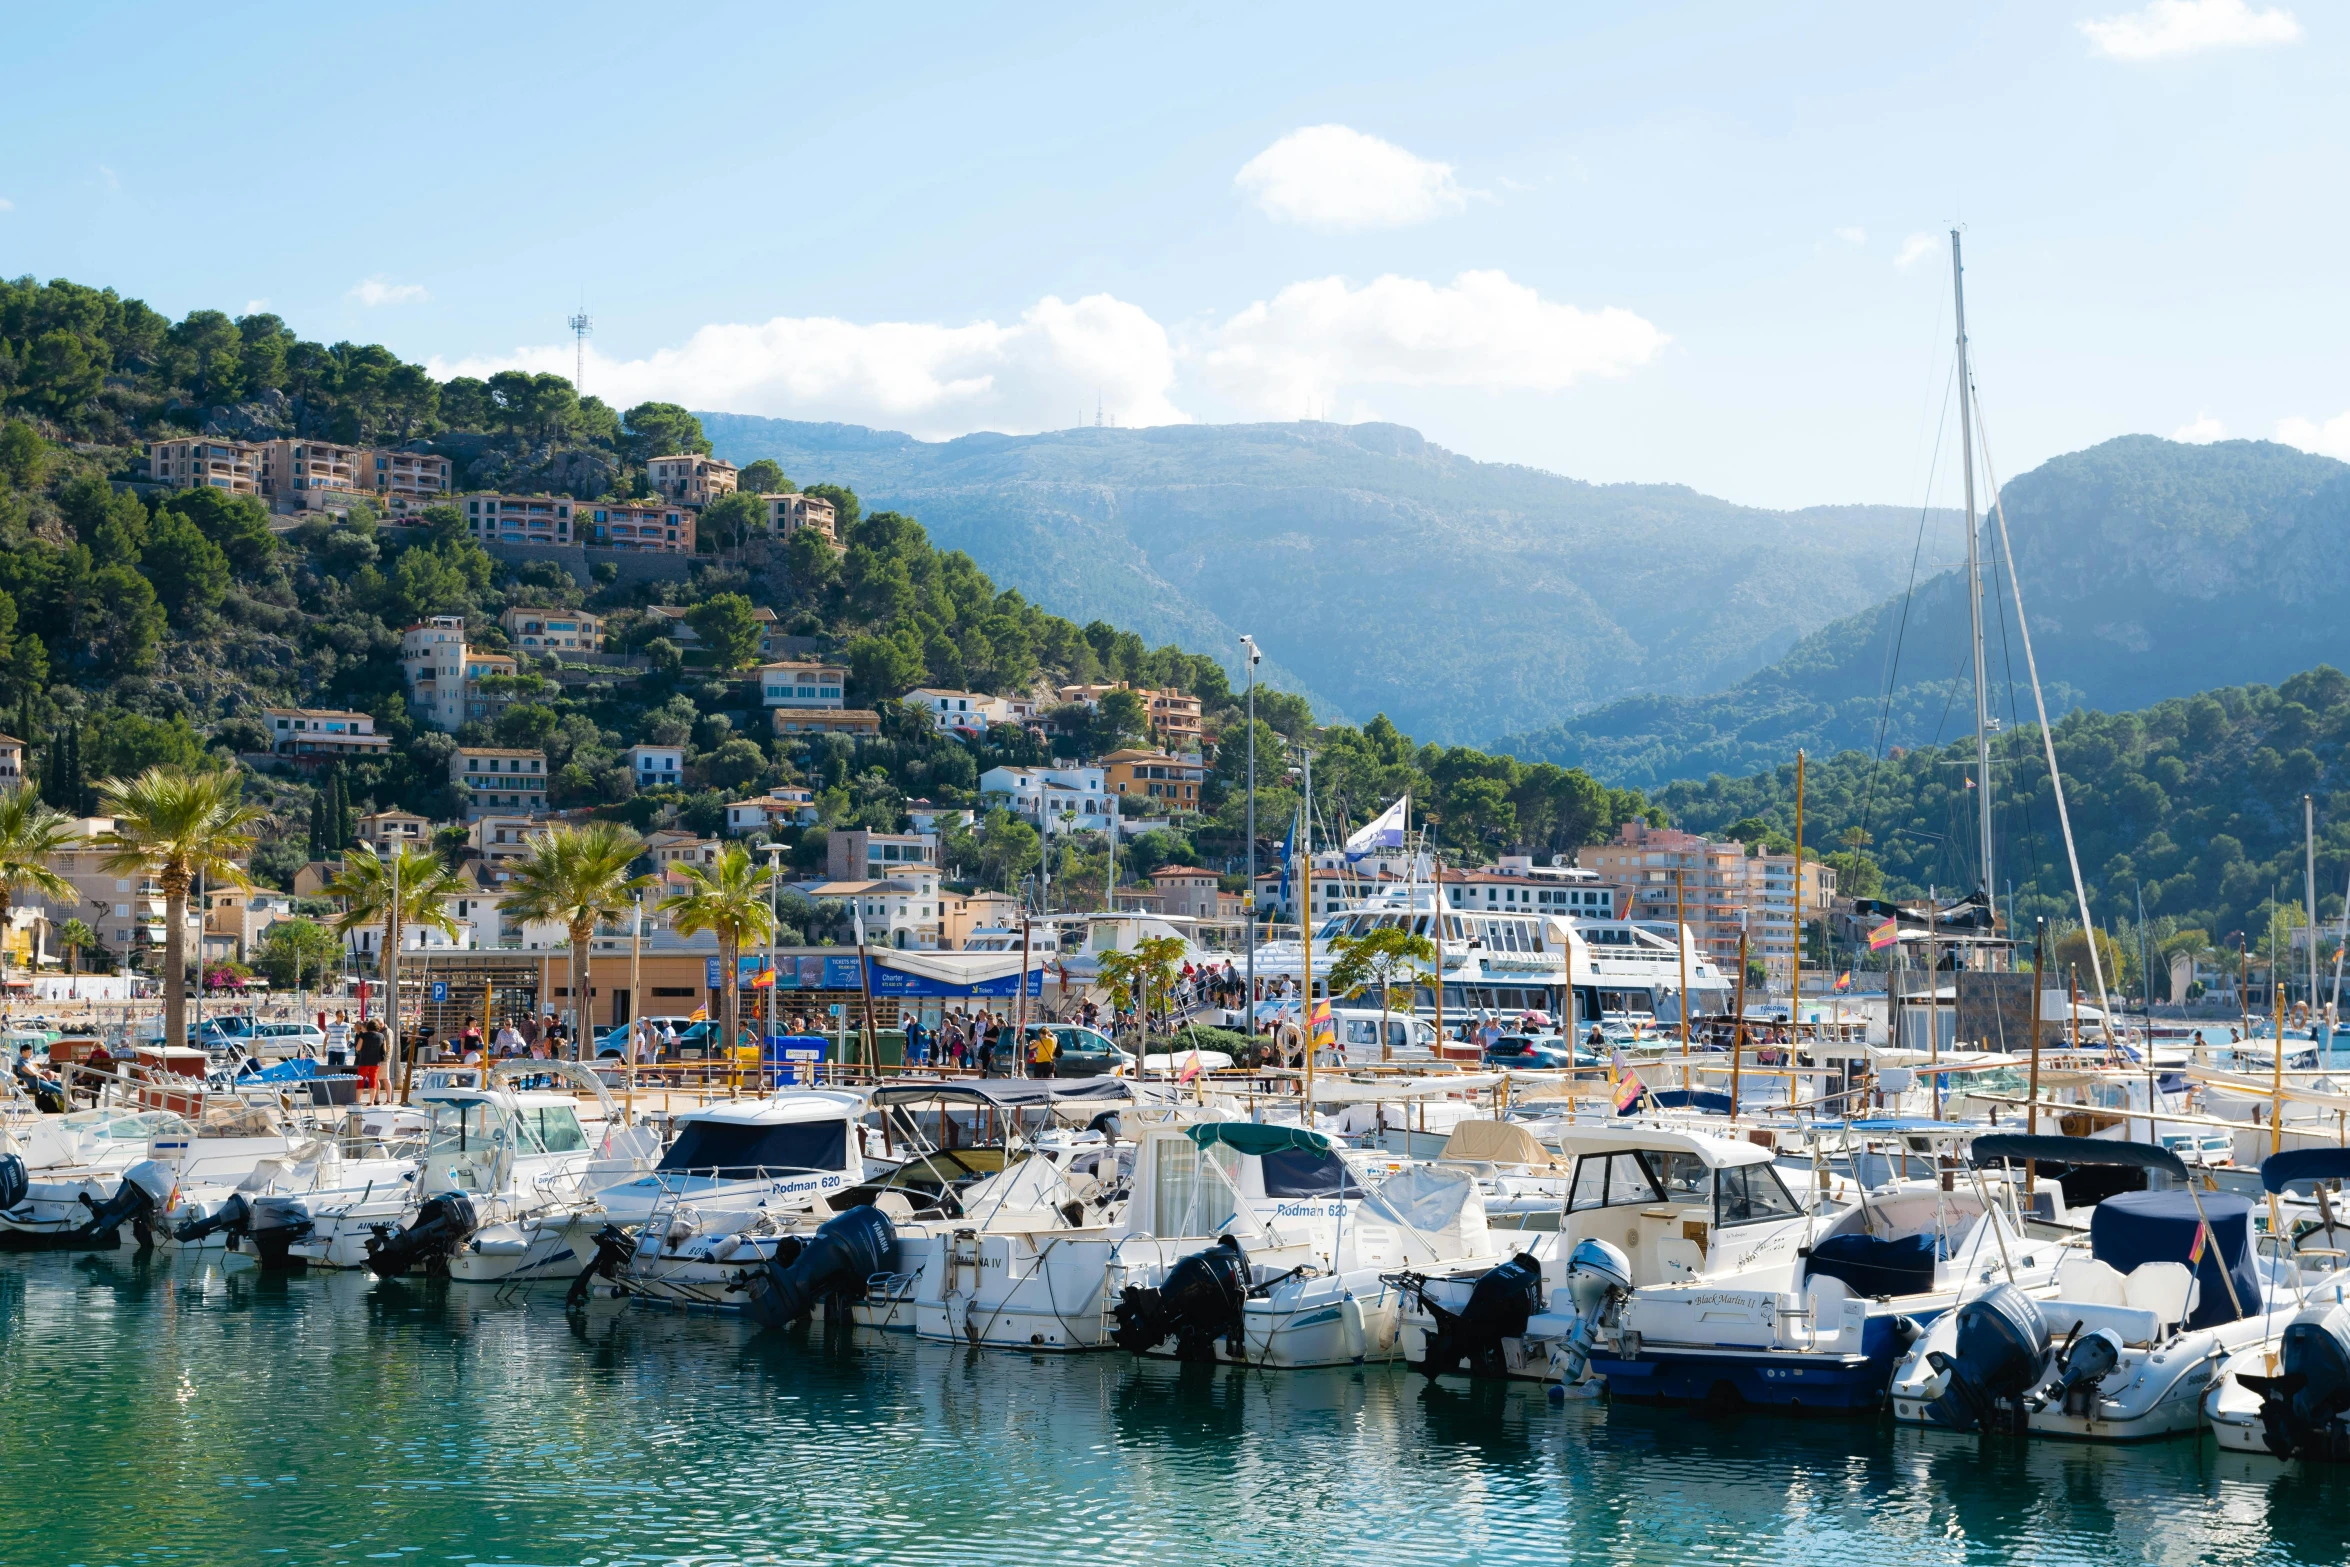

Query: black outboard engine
[742,1204,897,1330]
[247,1196,316,1271]
[1111,1234,1250,1362]
[1924,1282,2053,1433]
[2050,1325,2123,1418]
[1087,1111,1122,1145]
[364,1192,479,1278]
[172,1191,251,1246]
[565,1223,641,1310]
[2240,1301,2350,1461]
[0,1153,25,1213]
[41,1159,174,1252]
[1419,1252,1543,1379]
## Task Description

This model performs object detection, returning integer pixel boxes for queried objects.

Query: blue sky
[4,0,2342,508]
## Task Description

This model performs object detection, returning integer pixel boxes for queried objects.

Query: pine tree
[307,785,325,863]
[65,722,83,816]
[336,767,356,850]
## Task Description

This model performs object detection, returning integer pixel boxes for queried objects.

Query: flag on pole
[1834,971,1852,993]
[2188,1219,2210,1266]
[1308,999,1334,1046]
[1275,815,1296,906]
[1868,919,1900,952]
[1344,795,1409,861]
[689,1006,708,1023]
[1614,1073,1644,1114]
[1177,1050,1203,1084]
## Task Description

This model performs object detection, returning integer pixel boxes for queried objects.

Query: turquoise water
[5,1253,2350,1567]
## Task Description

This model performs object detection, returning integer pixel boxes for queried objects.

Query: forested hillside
[1502,436,2350,787]
[1659,665,2350,988]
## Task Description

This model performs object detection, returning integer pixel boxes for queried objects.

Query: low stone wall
[483,539,692,587]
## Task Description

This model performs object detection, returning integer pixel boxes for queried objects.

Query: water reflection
[5,1252,2350,1566]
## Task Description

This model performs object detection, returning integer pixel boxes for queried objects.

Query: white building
[760,662,847,709]
[263,708,393,767]
[450,749,548,820]
[626,743,683,791]
[797,872,943,950]
[978,764,1109,826]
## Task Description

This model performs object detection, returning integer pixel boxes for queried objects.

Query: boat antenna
[1951,229,1994,914]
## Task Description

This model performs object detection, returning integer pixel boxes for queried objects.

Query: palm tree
[0,790,74,985]
[499,822,649,1057]
[95,767,262,1052]
[56,918,94,975]
[323,844,465,1026]
[659,843,777,1064]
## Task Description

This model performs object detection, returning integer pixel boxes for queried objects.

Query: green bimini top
[1185,1122,1334,1157]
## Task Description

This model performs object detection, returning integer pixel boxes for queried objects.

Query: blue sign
[865,962,1043,999]
[430,981,449,1003]
[705,958,722,989]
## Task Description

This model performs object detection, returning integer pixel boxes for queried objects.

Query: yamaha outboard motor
[172,1191,252,1246]
[566,1223,641,1310]
[1111,1234,1250,1362]
[0,1153,25,1214]
[2240,1300,2350,1461]
[2050,1325,2123,1418]
[364,1191,479,1278]
[1924,1282,2052,1433]
[1420,1252,1544,1379]
[247,1196,316,1271]
[50,1159,173,1252]
[742,1204,897,1330]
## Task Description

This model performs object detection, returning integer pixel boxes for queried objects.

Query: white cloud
[431,293,1187,438]
[350,278,429,307]
[2171,413,2226,442]
[0,198,13,213]
[2080,0,2301,61]
[1894,233,1938,270]
[1199,270,1666,416]
[1835,226,1868,244]
[1235,125,1470,230]
[243,299,270,315]
[2276,410,2350,460]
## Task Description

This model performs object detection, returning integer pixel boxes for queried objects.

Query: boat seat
[2056,1255,2130,1307]
[2036,1299,2161,1348]
[2120,1261,2197,1328]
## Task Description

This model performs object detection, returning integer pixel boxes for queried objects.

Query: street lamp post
[1242,634,1261,1019]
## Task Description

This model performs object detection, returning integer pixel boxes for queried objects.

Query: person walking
[354,1019,388,1104]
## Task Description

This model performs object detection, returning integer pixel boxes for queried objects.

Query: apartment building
[463,493,575,545]
[353,809,433,849]
[977,764,1111,827]
[263,707,394,767]
[498,606,604,653]
[724,797,802,835]
[35,817,198,960]
[401,618,529,733]
[1150,866,1223,920]
[1101,749,1204,814]
[468,815,540,884]
[1578,821,1835,989]
[204,886,298,963]
[580,502,693,553]
[647,454,737,507]
[768,491,843,550]
[649,833,722,879]
[825,828,937,883]
[625,744,683,791]
[797,872,942,950]
[451,748,548,819]
[0,734,22,791]
[901,688,1037,736]
[257,439,366,512]
[147,438,265,497]
[368,449,452,504]
[771,708,880,739]
[942,889,1019,950]
[760,662,847,709]
[1056,682,1203,746]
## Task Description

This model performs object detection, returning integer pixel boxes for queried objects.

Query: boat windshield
[1259,1147,1365,1198]
[520,1103,588,1154]
[63,1108,195,1140]
[1715,1161,1802,1227]
[656,1117,848,1178]
[424,1100,509,1155]
[1567,1149,1714,1211]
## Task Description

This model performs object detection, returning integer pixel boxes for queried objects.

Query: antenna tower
[567,307,592,393]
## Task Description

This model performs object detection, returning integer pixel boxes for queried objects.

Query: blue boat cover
[2261,1147,2350,1193]
[1806,1232,1937,1299]
[2089,1190,2260,1329]
[1621,1088,1734,1117]
[241,1058,316,1083]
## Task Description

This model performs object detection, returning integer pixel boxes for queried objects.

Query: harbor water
[6,1252,2350,1567]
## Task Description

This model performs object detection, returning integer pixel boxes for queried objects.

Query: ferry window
[1716,1161,1802,1227]
[1569,1153,1662,1211]
[1638,1150,1712,1205]
[1412,916,1431,936]
[1443,916,1463,940]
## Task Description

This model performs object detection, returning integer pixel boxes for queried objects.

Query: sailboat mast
[1952,229,1994,907]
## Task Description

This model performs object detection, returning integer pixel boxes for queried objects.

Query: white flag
[1344,795,1409,860]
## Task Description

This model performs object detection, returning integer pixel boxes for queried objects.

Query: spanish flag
[1834,971,1852,993]
[2188,1219,2210,1266]
[1308,1000,1335,1045]
[1868,919,1899,952]
[1614,1073,1645,1114]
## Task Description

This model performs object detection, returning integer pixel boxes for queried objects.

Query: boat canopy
[1968,1133,2188,1178]
[1438,1118,1565,1170]
[2261,1147,2350,1193]
[1305,1073,1504,1103]
[1552,1122,1775,1168]
[869,1077,1132,1109]
[1186,1122,1333,1157]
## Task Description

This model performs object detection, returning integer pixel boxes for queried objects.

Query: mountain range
[699,414,1930,746]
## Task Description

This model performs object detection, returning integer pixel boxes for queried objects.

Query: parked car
[1483,1033,1590,1070]
[1032,1024,1132,1078]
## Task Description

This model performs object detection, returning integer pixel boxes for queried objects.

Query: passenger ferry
[1246,883,1733,1033]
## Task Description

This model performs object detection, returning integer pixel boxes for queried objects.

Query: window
[1567,1152,1661,1212]
[1715,1161,1801,1227]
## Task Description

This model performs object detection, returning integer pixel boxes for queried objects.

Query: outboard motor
[2050,1325,2123,1418]
[1111,1234,1250,1362]
[565,1223,641,1310]
[247,1196,316,1271]
[0,1153,25,1213]
[741,1204,897,1330]
[1087,1111,1122,1145]
[54,1159,173,1251]
[364,1192,479,1278]
[171,1191,251,1246]
[1924,1282,2052,1433]
[1420,1252,1544,1379]
[2240,1300,2350,1461]
[1550,1239,1635,1399]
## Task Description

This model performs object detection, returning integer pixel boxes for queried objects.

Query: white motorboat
[2204,1149,2350,1458]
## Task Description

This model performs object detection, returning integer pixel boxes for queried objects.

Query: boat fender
[1891,1315,1923,1349]
[1339,1293,1368,1364]
[743,1204,897,1331]
[1922,1282,2051,1434]
[1110,1234,1250,1362]
[0,1153,26,1213]
[172,1191,251,1245]
[364,1191,480,1279]
[565,1223,640,1311]
[2239,1301,2350,1461]
[1419,1252,1545,1381]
